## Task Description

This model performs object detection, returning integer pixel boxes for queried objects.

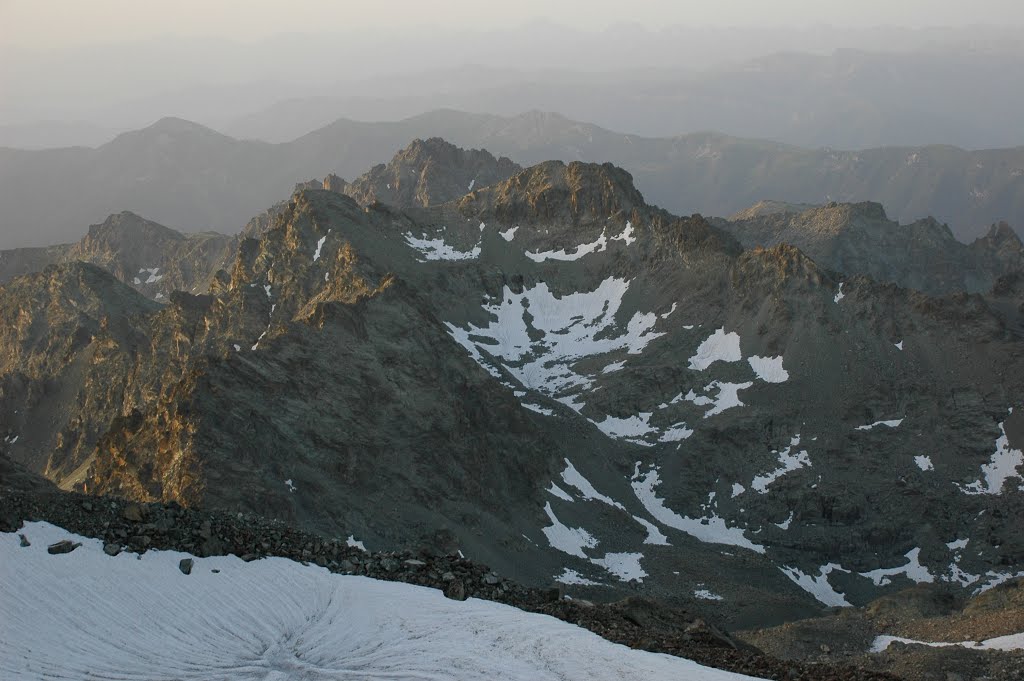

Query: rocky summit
[1,139,1023,678]
[0,211,234,300]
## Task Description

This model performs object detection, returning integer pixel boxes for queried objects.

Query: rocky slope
[0,211,234,300]
[740,579,1024,680]
[716,201,1024,295]
[1,148,1022,647]
[2,110,1022,248]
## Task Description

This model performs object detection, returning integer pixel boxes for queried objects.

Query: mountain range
[1,110,1022,250]
[2,137,1023,662]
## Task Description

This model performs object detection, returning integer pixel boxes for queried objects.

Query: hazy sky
[3,0,1023,47]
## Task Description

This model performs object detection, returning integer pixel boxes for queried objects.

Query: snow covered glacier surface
[0,522,763,681]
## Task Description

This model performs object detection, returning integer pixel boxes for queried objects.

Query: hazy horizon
[4,0,1024,47]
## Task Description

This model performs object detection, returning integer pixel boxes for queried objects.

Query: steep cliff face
[0,263,160,487]
[2,144,1023,632]
[716,202,1024,295]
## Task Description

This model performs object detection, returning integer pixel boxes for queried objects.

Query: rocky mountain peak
[343,137,520,210]
[457,160,647,225]
[79,211,185,247]
[977,221,1024,253]
[734,243,828,294]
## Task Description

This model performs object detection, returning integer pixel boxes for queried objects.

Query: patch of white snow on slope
[688,328,742,371]
[346,535,366,551]
[631,466,764,554]
[547,482,575,502]
[404,233,481,261]
[959,416,1024,495]
[871,632,1024,653]
[593,413,657,445]
[687,381,753,418]
[602,359,627,374]
[522,403,554,416]
[542,502,598,558]
[747,355,788,383]
[694,588,724,601]
[525,222,636,262]
[859,548,934,586]
[499,225,519,241]
[444,277,664,412]
[751,436,811,493]
[313,231,330,261]
[779,564,852,607]
[834,282,845,303]
[633,516,670,545]
[659,423,694,442]
[855,418,904,431]
[591,552,647,583]
[1,522,764,681]
[914,455,934,472]
[556,568,601,586]
[561,459,626,509]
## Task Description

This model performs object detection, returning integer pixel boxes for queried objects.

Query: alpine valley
[2,137,1023,680]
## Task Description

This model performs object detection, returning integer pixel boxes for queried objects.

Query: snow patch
[659,423,694,442]
[688,381,753,418]
[313,231,329,261]
[602,360,627,374]
[747,355,789,383]
[445,278,664,414]
[593,413,657,444]
[3,523,760,681]
[547,482,575,502]
[499,226,519,241]
[775,512,794,530]
[556,568,600,586]
[525,223,636,262]
[284,479,296,493]
[914,455,934,472]
[561,459,626,510]
[834,283,845,303]
[591,552,647,583]
[631,467,764,554]
[346,535,366,551]
[859,548,934,586]
[542,502,598,558]
[404,233,481,261]
[693,588,724,601]
[751,436,811,493]
[959,419,1023,495]
[688,328,742,371]
[522,403,554,416]
[633,516,670,545]
[855,418,904,431]
[871,633,1024,653]
[139,267,163,284]
[779,564,852,607]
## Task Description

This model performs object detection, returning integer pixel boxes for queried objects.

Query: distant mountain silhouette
[1,111,1021,248]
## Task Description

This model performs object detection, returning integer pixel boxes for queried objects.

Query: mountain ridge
[1,109,1021,249]
[2,145,1022,647]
